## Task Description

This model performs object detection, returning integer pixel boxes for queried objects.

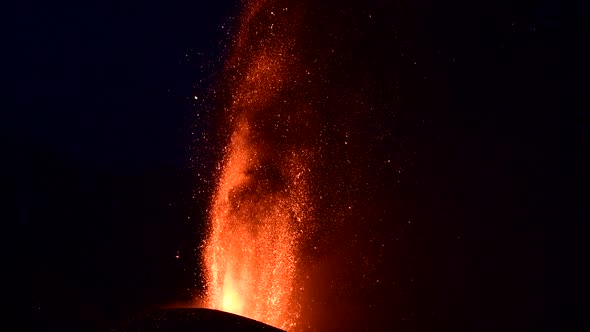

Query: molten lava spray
[203,1,315,330]
[204,121,311,329]
[197,0,446,329]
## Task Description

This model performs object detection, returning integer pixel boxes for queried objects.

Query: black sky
[9,0,585,331]
[8,0,235,169]
[11,1,235,330]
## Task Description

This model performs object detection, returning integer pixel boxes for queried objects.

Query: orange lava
[203,1,310,330]
[204,118,311,329]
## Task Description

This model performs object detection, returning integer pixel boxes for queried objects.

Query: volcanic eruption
[200,0,415,330]
[202,1,315,330]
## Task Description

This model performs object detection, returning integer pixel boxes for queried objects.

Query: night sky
[10,0,584,331]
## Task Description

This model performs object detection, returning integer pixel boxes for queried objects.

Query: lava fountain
[203,1,315,330]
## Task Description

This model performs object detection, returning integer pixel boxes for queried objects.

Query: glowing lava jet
[203,1,315,330]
